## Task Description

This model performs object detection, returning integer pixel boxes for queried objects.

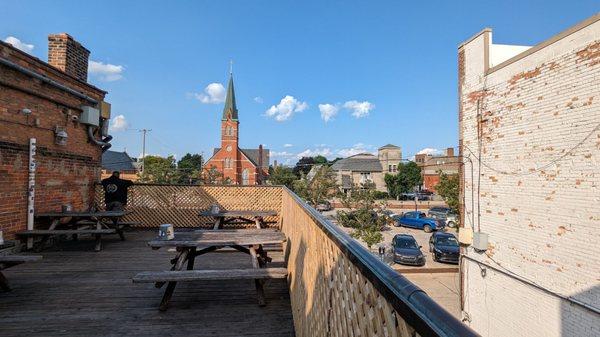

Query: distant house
[414,147,459,192]
[330,144,402,193]
[101,150,139,181]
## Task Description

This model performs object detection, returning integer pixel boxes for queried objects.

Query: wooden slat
[17,229,116,236]
[35,211,129,218]
[148,229,286,248]
[133,268,288,283]
[199,210,278,217]
[0,255,42,263]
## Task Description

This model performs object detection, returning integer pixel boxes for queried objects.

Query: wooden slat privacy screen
[94,184,282,228]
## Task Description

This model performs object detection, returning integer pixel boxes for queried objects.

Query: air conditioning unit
[80,106,100,126]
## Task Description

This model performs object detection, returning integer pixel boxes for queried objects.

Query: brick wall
[48,33,90,82]
[0,37,106,239]
[459,15,600,337]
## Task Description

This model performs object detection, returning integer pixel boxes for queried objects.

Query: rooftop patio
[1,185,478,337]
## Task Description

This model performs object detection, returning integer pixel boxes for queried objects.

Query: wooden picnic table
[19,210,132,252]
[0,255,42,291]
[198,210,278,229]
[135,229,287,311]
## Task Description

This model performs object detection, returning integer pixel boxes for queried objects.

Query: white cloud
[88,60,124,82]
[343,100,374,118]
[416,148,444,156]
[109,115,129,132]
[3,36,34,53]
[337,143,376,157]
[283,143,293,148]
[265,95,308,122]
[318,103,340,122]
[254,96,263,103]
[271,151,295,157]
[194,83,226,104]
[296,147,332,158]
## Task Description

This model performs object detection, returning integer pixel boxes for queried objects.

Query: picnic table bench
[0,255,42,291]
[18,211,131,252]
[199,210,278,229]
[133,229,287,311]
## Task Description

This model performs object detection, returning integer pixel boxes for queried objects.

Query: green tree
[176,153,203,184]
[293,157,315,177]
[385,161,423,198]
[293,165,338,205]
[268,166,297,189]
[138,155,177,183]
[313,155,328,165]
[337,182,385,249]
[436,172,459,213]
[202,165,224,185]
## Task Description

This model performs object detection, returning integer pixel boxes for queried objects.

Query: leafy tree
[293,165,338,205]
[268,166,297,189]
[436,172,459,213]
[385,161,423,198]
[202,166,224,185]
[337,182,386,249]
[138,155,177,183]
[177,153,203,184]
[293,157,315,177]
[313,155,328,165]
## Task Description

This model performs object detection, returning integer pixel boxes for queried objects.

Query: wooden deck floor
[0,230,294,337]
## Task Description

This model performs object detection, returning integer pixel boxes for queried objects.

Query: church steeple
[222,73,238,121]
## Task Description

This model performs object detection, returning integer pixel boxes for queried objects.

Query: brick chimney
[258,144,264,184]
[446,147,455,157]
[48,33,90,82]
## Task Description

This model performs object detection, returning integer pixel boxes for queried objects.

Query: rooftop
[330,153,383,172]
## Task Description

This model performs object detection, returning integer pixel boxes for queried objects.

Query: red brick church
[203,74,269,184]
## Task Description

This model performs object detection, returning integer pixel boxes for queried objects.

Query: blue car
[395,211,444,233]
[392,234,425,266]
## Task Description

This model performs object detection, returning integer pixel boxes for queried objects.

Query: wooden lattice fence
[95,184,282,228]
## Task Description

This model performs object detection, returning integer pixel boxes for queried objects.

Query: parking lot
[322,208,461,318]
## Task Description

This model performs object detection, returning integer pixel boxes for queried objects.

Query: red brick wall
[423,174,440,192]
[205,147,261,185]
[0,40,106,239]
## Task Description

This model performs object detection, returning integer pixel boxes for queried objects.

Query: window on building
[360,172,372,184]
[242,169,249,185]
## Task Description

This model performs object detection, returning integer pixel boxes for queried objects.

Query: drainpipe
[87,125,113,152]
[26,138,36,249]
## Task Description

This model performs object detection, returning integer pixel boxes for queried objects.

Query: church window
[242,169,249,185]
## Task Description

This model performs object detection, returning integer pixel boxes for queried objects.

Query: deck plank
[0,230,294,337]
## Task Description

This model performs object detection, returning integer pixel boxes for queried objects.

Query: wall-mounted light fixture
[54,126,68,146]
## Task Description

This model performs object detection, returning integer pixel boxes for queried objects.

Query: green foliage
[138,155,178,183]
[293,157,315,177]
[337,182,386,249]
[385,161,423,198]
[313,155,328,165]
[203,165,224,185]
[436,172,459,213]
[293,165,338,205]
[372,191,389,200]
[176,153,203,184]
[268,166,297,189]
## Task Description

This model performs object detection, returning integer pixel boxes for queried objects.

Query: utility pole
[139,129,152,173]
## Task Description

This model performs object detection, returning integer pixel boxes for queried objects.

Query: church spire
[222,67,238,121]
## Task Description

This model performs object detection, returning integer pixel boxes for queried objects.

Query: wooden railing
[95,184,478,336]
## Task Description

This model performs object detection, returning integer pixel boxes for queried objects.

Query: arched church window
[242,169,249,185]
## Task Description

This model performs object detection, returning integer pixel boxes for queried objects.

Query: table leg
[187,247,196,270]
[34,218,60,252]
[213,217,222,230]
[249,245,266,306]
[254,216,262,229]
[94,234,102,252]
[159,248,189,311]
[0,271,11,292]
[114,218,125,241]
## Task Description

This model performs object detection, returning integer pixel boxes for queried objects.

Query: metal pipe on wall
[26,138,36,249]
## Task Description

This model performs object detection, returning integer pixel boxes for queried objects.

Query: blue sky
[1,1,598,165]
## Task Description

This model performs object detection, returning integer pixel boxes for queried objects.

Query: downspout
[26,138,36,249]
[87,126,113,152]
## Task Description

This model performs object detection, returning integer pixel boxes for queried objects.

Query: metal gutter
[0,57,99,105]
[282,186,480,337]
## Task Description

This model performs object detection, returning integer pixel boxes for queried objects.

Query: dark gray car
[392,234,425,266]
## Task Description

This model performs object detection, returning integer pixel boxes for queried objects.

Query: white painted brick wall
[459,15,600,337]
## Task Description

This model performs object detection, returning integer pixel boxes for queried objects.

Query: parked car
[427,207,458,227]
[399,192,430,201]
[395,211,445,232]
[315,200,332,212]
[392,234,425,266]
[428,232,459,264]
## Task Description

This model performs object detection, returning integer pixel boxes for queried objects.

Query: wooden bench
[0,255,42,292]
[133,268,288,283]
[17,229,116,252]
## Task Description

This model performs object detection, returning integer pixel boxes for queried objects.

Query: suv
[427,207,458,228]
[429,232,459,264]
